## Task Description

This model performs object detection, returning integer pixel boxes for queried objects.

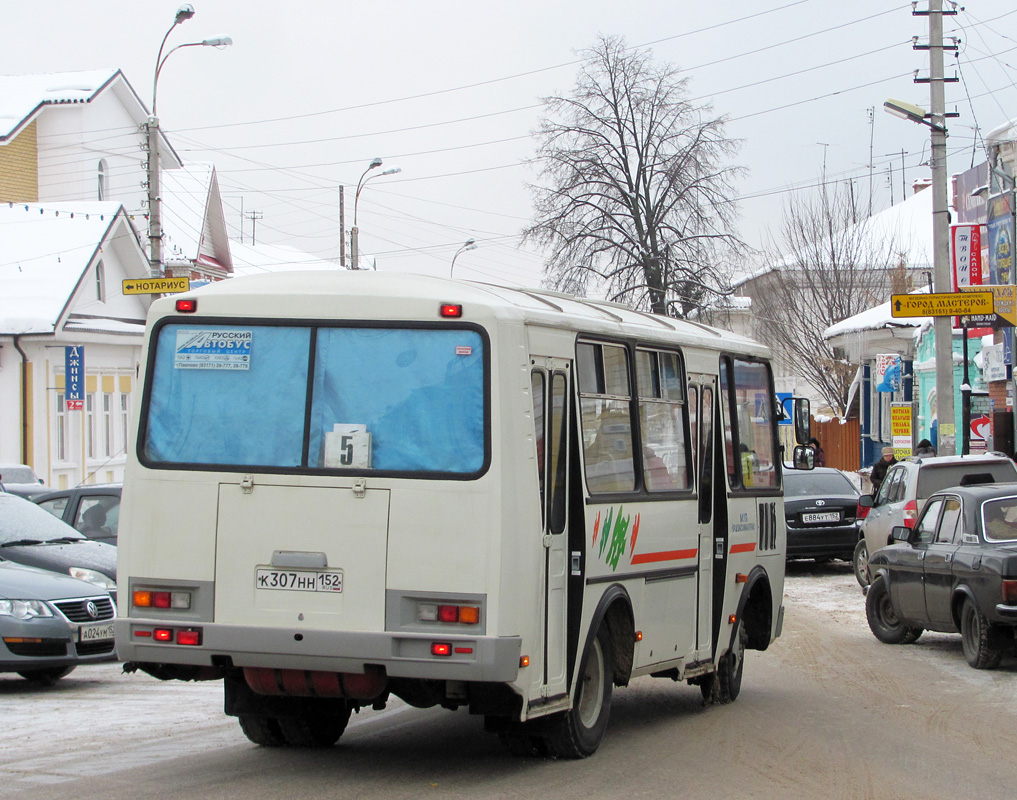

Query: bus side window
[578,342,635,493]
[635,349,689,491]
[531,369,546,524]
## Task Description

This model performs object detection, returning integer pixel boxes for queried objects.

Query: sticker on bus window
[455,345,473,356]
[174,330,253,370]
[324,423,372,468]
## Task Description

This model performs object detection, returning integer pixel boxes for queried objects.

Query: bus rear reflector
[177,629,201,646]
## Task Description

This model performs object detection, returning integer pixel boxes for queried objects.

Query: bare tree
[524,35,742,318]
[748,181,915,418]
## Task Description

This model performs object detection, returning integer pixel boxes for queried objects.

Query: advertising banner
[952,224,984,287]
[64,346,83,411]
[875,354,902,392]
[891,403,913,458]
[987,193,1014,284]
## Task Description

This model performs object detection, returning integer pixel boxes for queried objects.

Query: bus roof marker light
[175,298,197,313]
[439,303,462,318]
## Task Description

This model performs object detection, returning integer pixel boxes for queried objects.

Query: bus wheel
[546,623,613,759]
[238,715,286,747]
[278,709,352,747]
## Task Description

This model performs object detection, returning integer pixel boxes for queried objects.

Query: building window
[86,393,96,459]
[121,392,131,454]
[96,260,106,302]
[97,159,108,201]
[56,393,67,462]
[103,392,114,456]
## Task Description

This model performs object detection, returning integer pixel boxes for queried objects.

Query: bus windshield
[141,323,487,476]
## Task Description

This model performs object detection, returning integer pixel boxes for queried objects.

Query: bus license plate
[78,622,114,642]
[256,569,344,593]
[802,511,840,523]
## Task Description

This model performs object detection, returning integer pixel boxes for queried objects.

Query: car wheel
[238,715,286,747]
[17,666,75,684]
[852,539,870,589]
[865,575,917,644]
[277,708,352,747]
[960,597,1003,670]
[545,623,613,759]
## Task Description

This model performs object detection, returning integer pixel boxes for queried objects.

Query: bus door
[688,374,716,660]
[530,359,571,700]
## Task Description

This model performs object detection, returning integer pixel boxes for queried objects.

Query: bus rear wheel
[278,709,351,747]
[546,623,613,759]
[238,715,286,747]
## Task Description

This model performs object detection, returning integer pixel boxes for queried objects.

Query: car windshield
[0,494,85,544]
[981,497,1017,542]
[783,471,856,497]
[916,462,1017,498]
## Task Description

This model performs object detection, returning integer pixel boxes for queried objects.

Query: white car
[853,453,1017,587]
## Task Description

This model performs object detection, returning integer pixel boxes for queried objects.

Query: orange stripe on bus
[630,548,698,565]
[730,542,757,554]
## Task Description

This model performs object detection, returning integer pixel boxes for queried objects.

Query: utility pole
[917,0,960,455]
[868,107,875,217]
[244,211,263,245]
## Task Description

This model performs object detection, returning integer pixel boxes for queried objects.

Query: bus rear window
[142,323,487,476]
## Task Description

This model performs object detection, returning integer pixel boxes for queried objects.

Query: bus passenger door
[689,374,716,661]
[531,360,570,700]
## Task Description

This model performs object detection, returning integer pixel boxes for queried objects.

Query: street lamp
[882,18,953,455]
[147,4,232,277]
[350,159,401,269]
[450,238,478,277]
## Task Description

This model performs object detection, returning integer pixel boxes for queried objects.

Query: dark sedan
[33,484,121,546]
[866,483,1017,669]
[0,493,116,599]
[783,467,861,561]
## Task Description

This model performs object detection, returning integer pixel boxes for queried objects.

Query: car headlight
[67,567,116,591]
[0,600,55,620]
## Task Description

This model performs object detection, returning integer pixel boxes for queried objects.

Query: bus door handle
[715,539,724,559]
[571,552,582,575]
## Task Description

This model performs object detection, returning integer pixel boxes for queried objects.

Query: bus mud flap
[243,666,388,699]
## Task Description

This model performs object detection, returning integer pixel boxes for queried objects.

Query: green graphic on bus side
[592,507,642,571]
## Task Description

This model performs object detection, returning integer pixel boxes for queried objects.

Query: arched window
[97,159,108,201]
[96,260,106,302]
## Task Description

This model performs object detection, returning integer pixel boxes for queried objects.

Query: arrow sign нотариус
[122,277,191,295]
[890,291,994,318]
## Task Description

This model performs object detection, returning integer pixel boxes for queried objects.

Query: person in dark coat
[870,446,896,494]
[809,437,826,467]
[915,438,936,457]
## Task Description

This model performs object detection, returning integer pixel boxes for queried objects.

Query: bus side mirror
[793,398,811,446]
[792,445,814,470]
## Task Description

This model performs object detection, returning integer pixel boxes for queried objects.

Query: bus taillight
[418,603,480,624]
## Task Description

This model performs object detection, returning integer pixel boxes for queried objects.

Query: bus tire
[546,623,613,759]
[238,715,286,747]
[278,708,352,747]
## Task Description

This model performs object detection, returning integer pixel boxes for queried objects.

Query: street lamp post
[350,158,401,269]
[147,4,232,277]
[450,238,478,277]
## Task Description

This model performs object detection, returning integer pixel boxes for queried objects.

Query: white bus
[115,271,811,757]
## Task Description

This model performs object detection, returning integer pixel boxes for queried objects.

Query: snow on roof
[986,116,1017,147]
[0,201,124,333]
[0,69,118,140]
[229,240,338,276]
[162,164,214,262]
[823,296,929,340]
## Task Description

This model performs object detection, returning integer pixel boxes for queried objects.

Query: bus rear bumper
[115,619,522,683]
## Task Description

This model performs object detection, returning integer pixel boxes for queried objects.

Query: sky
[2,0,1017,290]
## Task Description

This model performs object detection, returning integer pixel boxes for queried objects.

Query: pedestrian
[870,446,896,495]
[915,438,936,457]
[809,437,826,467]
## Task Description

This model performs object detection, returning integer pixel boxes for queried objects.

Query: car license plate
[802,511,840,523]
[256,569,343,593]
[78,622,114,642]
